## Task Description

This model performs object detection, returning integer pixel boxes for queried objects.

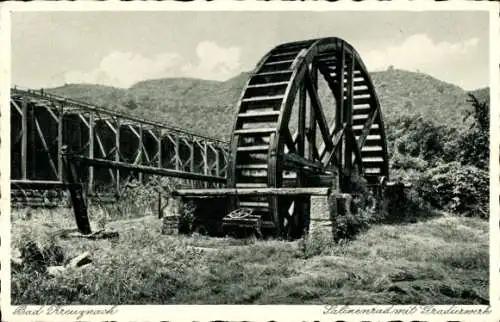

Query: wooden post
[203,141,208,175]
[61,146,92,235]
[175,136,180,171]
[158,130,163,168]
[115,120,120,195]
[267,132,281,237]
[215,146,220,177]
[21,100,28,180]
[344,56,354,192]
[138,125,143,184]
[57,106,64,182]
[158,190,162,219]
[308,64,317,162]
[88,112,95,194]
[337,43,346,190]
[189,141,195,173]
[297,79,309,236]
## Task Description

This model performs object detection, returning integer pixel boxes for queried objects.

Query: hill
[46,69,486,141]
[47,84,127,108]
[469,87,490,105]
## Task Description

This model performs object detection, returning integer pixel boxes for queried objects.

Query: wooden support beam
[34,119,59,178]
[203,141,208,175]
[88,112,95,194]
[41,104,59,122]
[57,107,63,181]
[61,149,92,235]
[94,133,116,183]
[189,141,195,173]
[356,108,379,149]
[317,65,341,103]
[322,126,345,167]
[283,153,324,171]
[158,130,163,169]
[304,69,334,151]
[337,44,346,190]
[21,100,28,180]
[175,136,181,171]
[343,56,355,191]
[297,79,307,192]
[308,64,317,162]
[215,147,220,177]
[11,99,22,115]
[11,179,80,189]
[68,155,226,183]
[115,119,121,194]
[173,187,331,197]
[347,127,363,171]
[78,113,90,128]
[138,125,144,183]
[283,128,296,154]
[104,119,117,134]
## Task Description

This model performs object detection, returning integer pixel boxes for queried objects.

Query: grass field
[11,200,488,305]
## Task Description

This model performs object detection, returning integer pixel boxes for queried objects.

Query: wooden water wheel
[228,37,389,239]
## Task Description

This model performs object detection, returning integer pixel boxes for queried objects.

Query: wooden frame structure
[10,87,229,202]
[226,37,389,238]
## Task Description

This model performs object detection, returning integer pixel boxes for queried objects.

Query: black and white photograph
[1,2,498,320]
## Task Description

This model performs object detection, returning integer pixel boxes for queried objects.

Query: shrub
[330,171,379,242]
[91,176,185,222]
[178,199,196,234]
[417,162,488,218]
[457,94,489,170]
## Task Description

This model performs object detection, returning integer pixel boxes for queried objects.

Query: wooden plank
[173,187,331,197]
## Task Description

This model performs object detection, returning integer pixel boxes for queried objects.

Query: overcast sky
[11,11,489,90]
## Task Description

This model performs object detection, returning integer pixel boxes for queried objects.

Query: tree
[124,98,138,111]
[457,94,489,170]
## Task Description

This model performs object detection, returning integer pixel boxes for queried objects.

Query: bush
[329,171,380,242]
[417,162,488,218]
[457,94,489,170]
[178,199,196,234]
[91,176,185,222]
[386,115,454,166]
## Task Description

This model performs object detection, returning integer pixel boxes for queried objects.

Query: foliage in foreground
[11,209,488,305]
[387,93,489,219]
[417,162,489,219]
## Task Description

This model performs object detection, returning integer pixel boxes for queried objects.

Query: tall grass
[11,205,488,305]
